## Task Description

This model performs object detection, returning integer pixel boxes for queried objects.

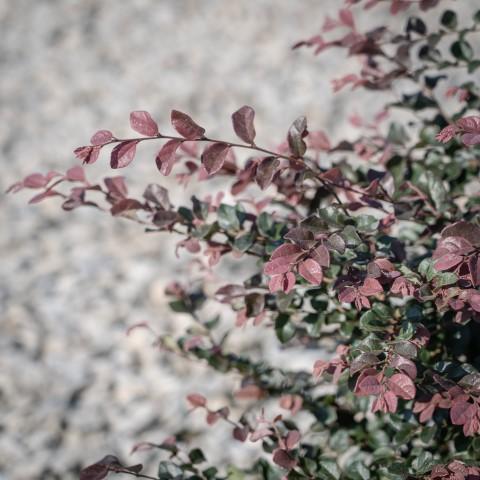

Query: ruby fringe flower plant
[9,1,480,479]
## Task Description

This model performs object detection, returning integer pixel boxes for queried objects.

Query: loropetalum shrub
[9,1,480,479]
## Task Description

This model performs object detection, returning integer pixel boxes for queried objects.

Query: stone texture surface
[0,1,457,478]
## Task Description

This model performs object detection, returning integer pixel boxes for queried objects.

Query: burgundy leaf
[287,116,308,157]
[110,141,139,169]
[233,425,249,442]
[232,105,256,144]
[90,130,113,145]
[104,177,128,200]
[284,227,315,250]
[270,243,303,261]
[130,110,159,136]
[441,221,480,247]
[298,258,323,285]
[143,184,170,209]
[201,142,230,175]
[388,373,416,400]
[79,463,109,480]
[256,156,280,190]
[273,449,297,470]
[434,253,463,271]
[310,244,330,267]
[110,199,144,216]
[155,139,182,176]
[171,110,205,139]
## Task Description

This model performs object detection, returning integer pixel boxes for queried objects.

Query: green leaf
[317,458,340,480]
[355,215,379,234]
[434,272,458,287]
[188,448,206,464]
[412,451,434,474]
[233,231,255,252]
[425,171,447,211]
[340,225,362,247]
[275,314,296,343]
[158,461,184,479]
[346,461,370,480]
[318,206,349,227]
[451,40,474,62]
[218,204,241,231]
[440,10,457,30]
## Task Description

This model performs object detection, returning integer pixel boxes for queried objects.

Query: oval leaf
[287,116,308,157]
[90,130,113,145]
[388,373,416,400]
[156,139,182,175]
[171,110,205,139]
[298,258,323,285]
[232,105,256,144]
[256,156,280,189]
[110,140,139,169]
[130,111,159,136]
[201,142,230,175]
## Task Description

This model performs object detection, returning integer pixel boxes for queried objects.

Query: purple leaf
[256,156,280,190]
[110,141,139,169]
[155,139,182,175]
[310,244,330,267]
[201,142,230,175]
[434,253,463,271]
[171,110,205,139]
[285,430,301,450]
[284,227,315,250]
[232,105,256,144]
[356,375,381,396]
[272,449,297,470]
[90,130,113,145]
[130,111,159,136]
[441,221,480,247]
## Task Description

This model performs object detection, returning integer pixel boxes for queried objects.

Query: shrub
[9,1,480,479]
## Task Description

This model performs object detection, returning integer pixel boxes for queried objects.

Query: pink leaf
[388,373,416,400]
[461,133,480,146]
[171,110,205,139]
[233,425,249,442]
[359,277,383,296]
[356,375,381,396]
[390,354,417,379]
[74,145,100,165]
[90,130,113,145]
[155,139,182,175]
[130,111,159,136]
[28,190,59,204]
[232,105,256,144]
[285,430,301,450]
[434,253,463,271]
[436,125,457,143]
[298,258,323,285]
[186,393,207,408]
[23,173,48,188]
[310,244,330,267]
[110,141,139,169]
[201,142,230,175]
[450,400,473,425]
[65,166,86,182]
[339,8,355,29]
[384,391,398,413]
[270,243,303,261]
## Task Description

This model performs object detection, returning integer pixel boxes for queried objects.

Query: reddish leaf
[285,430,301,450]
[256,156,280,190]
[298,258,323,285]
[310,244,330,267]
[90,130,113,145]
[23,173,48,188]
[187,393,207,408]
[65,166,86,182]
[441,221,480,246]
[104,177,128,200]
[356,374,381,396]
[155,139,182,175]
[232,105,256,144]
[110,199,144,216]
[450,400,473,425]
[390,354,417,379]
[171,110,205,139]
[434,253,463,271]
[284,227,315,250]
[130,110,159,136]
[388,373,416,400]
[287,116,308,157]
[384,390,398,413]
[28,190,60,204]
[273,449,297,470]
[110,141,139,169]
[233,425,249,442]
[270,243,303,261]
[359,278,383,296]
[264,257,292,276]
[201,142,230,175]
[79,463,109,480]
[74,145,100,165]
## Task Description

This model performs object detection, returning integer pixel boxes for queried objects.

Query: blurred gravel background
[0,1,461,478]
